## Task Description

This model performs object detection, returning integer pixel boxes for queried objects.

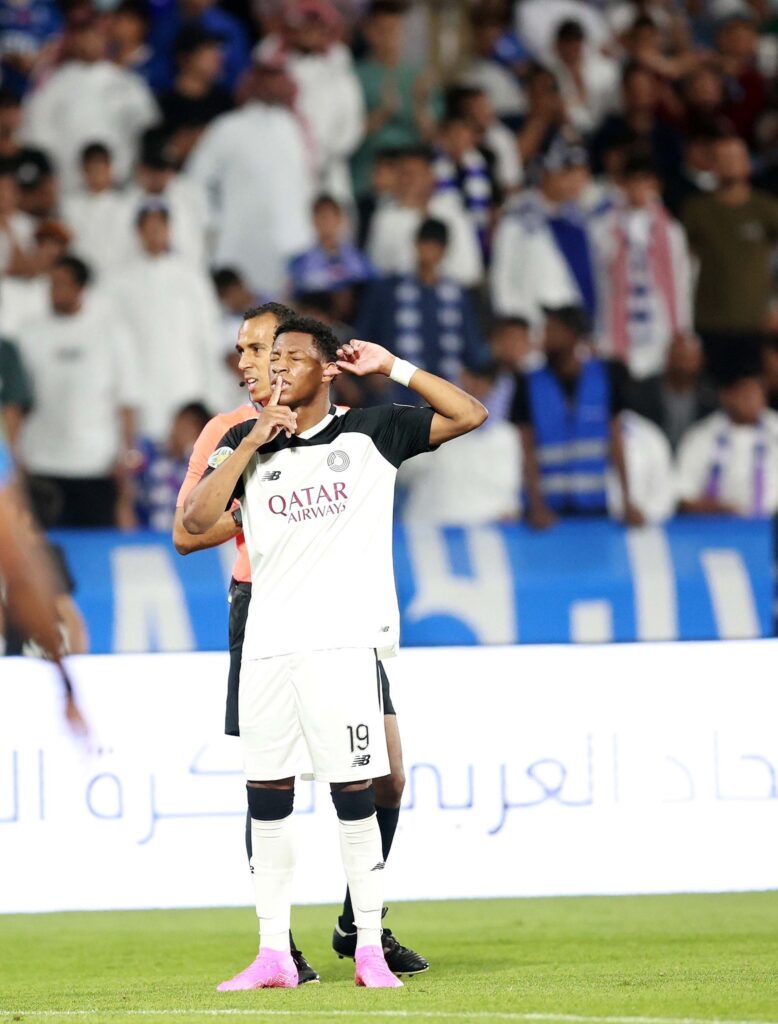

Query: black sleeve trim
[345,405,436,469]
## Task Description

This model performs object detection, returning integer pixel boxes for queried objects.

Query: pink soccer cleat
[216,950,299,991]
[355,945,404,988]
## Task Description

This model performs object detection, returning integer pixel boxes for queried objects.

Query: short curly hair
[274,314,340,363]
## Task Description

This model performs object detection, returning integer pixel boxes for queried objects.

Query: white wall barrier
[1,642,777,914]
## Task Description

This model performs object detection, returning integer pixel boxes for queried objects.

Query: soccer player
[183,316,487,989]
[174,303,429,981]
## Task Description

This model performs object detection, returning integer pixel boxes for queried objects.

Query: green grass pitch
[1,893,777,1024]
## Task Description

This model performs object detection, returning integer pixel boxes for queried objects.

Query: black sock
[376,804,400,860]
[338,804,401,933]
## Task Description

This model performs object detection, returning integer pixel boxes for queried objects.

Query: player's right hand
[246,376,297,448]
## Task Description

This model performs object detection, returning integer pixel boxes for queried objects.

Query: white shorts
[238,648,390,783]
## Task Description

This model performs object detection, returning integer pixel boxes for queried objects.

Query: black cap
[542,304,591,337]
[175,24,225,58]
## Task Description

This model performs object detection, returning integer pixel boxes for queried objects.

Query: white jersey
[205,403,434,660]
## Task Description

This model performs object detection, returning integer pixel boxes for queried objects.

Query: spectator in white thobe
[591,156,692,383]
[548,19,620,136]
[21,15,158,194]
[606,411,676,524]
[399,362,522,524]
[62,143,133,280]
[16,255,140,528]
[491,140,596,328]
[0,220,71,338]
[106,203,222,443]
[120,129,211,270]
[256,2,365,205]
[186,52,314,296]
[367,146,483,287]
[677,365,778,519]
[0,160,36,274]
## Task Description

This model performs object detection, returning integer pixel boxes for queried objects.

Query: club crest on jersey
[327,450,350,472]
[208,446,234,469]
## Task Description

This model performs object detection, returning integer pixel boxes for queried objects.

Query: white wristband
[389,357,418,387]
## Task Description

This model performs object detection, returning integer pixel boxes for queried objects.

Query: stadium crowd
[0,0,778,531]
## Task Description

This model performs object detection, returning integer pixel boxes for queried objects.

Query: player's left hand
[336,340,394,378]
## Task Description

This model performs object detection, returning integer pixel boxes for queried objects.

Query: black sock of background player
[246,808,300,952]
[338,804,400,933]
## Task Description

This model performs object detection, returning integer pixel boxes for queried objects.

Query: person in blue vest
[510,304,643,529]
[355,217,487,403]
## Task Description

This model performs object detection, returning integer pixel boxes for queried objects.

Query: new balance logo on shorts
[351,754,371,767]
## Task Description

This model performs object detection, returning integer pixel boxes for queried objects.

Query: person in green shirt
[0,336,33,451]
[683,133,778,352]
[351,1,440,200]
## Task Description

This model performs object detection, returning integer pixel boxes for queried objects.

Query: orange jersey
[177,403,257,583]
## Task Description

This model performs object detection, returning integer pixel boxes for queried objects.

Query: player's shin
[331,785,384,949]
[247,784,296,953]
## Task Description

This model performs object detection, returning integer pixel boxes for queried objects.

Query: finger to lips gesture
[248,376,297,446]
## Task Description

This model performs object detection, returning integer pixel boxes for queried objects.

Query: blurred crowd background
[1,0,778,538]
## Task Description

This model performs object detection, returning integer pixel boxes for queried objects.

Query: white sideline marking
[2,1011,777,1024]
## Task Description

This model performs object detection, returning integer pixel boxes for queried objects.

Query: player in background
[0,424,87,734]
[173,303,429,980]
[184,317,487,989]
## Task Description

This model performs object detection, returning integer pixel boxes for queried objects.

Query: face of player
[720,378,766,426]
[236,313,278,405]
[269,331,336,409]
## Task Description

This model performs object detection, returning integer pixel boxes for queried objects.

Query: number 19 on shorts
[347,724,371,767]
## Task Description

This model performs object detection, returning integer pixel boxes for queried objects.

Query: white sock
[337,813,384,949]
[250,816,295,954]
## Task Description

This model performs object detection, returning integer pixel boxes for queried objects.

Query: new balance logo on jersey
[261,470,282,481]
[351,754,371,767]
[370,861,385,872]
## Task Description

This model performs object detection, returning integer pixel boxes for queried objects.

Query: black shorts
[225,580,396,737]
